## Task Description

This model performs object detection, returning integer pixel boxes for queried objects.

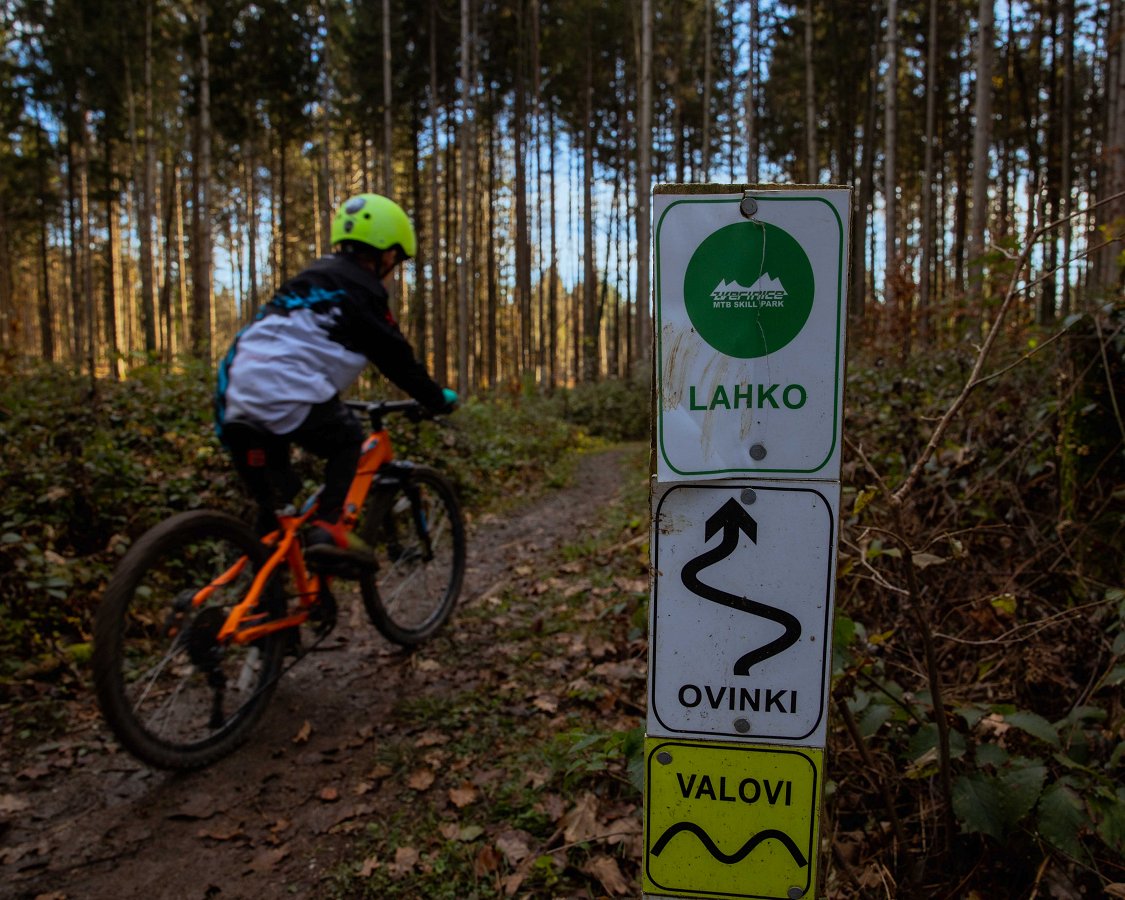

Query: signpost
[645,185,850,900]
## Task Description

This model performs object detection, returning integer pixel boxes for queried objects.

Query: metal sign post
[645,184,850,900]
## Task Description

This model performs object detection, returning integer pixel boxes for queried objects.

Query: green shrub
[0,364,588,666]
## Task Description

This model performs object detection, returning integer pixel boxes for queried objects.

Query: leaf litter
[0,446,648,897]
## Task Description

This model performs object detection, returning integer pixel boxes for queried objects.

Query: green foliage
[551,377,650,442]
[835,320,1125,892]
[0,365,614,667]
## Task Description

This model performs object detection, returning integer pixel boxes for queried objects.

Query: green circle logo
[683,221,815,359]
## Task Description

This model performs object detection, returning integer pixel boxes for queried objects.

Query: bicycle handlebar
[346,398,440,429]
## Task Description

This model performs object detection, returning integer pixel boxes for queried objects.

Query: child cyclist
[214,193,457,572]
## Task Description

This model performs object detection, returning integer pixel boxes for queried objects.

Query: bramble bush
[0,365,646,675]
[830,306,1124,897]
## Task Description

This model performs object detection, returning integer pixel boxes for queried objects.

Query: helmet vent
[344,197,366,214]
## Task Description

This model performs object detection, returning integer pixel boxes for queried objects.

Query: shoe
[304,519,377,572]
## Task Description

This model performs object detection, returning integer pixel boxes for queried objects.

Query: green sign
[643,739,822,899]
[683,221,815,359]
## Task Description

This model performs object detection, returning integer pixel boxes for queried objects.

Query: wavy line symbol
[680,498,802,674]
[650,821,808,867]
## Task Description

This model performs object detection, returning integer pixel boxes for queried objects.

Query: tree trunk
[411,114,427,360]
[918,0,938,341]
[319,0,334,255]
[1060,0,1074,315]
[140,0,158,355]
[514,0,531,375]
[968,0,995,298]
[548,104,559,389]
[104,135,122,379]
[191,1,214,364]
[582,38,597,382]
[1093,0,1124,293]
[745,0,759,183]
[804,0,817,181]
[457,0,473,393]
[36,120,54,361]
[636,0,653,373]
[486,105,498,387]
[77,110,96,382]
[883,0,898,321]
[428,0,445,384]
[702,0,713,180]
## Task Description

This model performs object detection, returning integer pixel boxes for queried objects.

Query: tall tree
[918,0,939,339]
[883,0,898,315]
[457,0,473,393]
[190,0,213,363]
[968,0,995,295]
[636,0,653,371]
[804,0,816,181]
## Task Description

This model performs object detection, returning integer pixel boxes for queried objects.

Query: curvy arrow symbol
[650,821,809,867]
[680,498,802,674]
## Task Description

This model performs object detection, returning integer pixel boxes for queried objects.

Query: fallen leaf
[168,796,219,821]
[366,763,393,780]
[584,854,630,895]
[407,768,435,791]
[532,694,559,714]
[293,720,313,744]
[414,730,450,747]
[246,845,290,874]
[1103,885,1125,899]
[319,787,340,802]
[0,794,31,815]
[473,843,501,876]
[448,783,479,808]
[0,839,49,865]
[561,792,599,843]
[537,793,566,822]
[197,823,247,842]
[388,846,419,878]
[359,856,381,877]
[414,658,441,672]
[495,829,533,865]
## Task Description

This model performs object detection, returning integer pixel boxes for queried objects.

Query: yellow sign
[643,739,822,899]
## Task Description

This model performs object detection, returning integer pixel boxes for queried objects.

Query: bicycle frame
[200,419,397,646]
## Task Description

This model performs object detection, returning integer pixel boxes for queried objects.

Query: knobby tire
[92,510,285,769]
[358,465,465,646]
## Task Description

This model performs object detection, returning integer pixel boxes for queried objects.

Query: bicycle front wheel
[359,465,465,645]
[92,510,285,769]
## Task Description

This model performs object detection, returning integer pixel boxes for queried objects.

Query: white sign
[654,188,850,482]
[648,481,839,745]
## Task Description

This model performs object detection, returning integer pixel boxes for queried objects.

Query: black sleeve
[330,275,448,411]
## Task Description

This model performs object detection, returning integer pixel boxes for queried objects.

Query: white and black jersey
[216,254,445,438]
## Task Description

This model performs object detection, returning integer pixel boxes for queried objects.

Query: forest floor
[0,444,649,900]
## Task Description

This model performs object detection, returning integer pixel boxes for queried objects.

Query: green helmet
[330,193,417,259]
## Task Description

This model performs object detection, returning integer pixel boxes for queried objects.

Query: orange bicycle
[92,399,465,770]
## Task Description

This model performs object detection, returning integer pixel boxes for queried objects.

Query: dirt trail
[0,447,636,900]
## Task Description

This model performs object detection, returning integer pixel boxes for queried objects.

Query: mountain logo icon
[683,220,814,358]
[710,275,788,305]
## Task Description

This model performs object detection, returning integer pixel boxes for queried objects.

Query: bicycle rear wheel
[358,464,465,645]
[92,510,285,769]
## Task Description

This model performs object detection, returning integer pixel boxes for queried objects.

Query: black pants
[223,397,364,535]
